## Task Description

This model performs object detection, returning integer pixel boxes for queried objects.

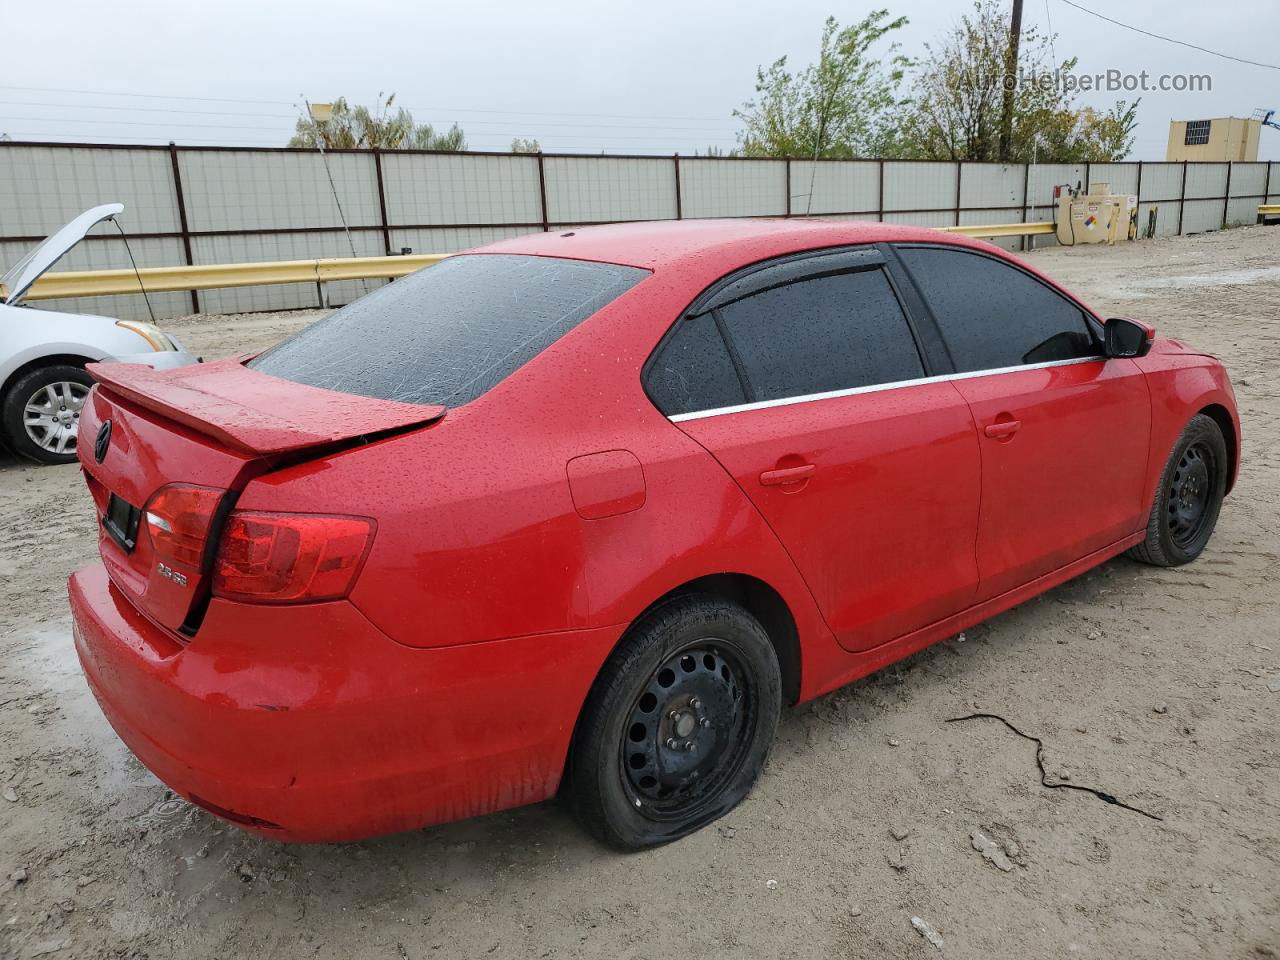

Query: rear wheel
[1,365,94,465]
[1127,414,1228,567]
[568,596,781,850]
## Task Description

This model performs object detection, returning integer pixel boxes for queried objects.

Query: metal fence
[3,140,1277,321]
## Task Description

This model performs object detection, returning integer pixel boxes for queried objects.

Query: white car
[0,203,197,464]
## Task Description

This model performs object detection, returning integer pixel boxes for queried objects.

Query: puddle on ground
[1126,265,1280,296]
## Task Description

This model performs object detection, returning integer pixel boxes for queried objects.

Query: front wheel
[2,365,95,465]
[567,596,781,850]
[1127,413,1229,567]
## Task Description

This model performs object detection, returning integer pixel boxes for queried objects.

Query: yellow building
[1166,117,1261,162]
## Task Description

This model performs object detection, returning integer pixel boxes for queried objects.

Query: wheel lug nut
[669,710,680,721]
[690,698,701,709]
[666,738,678,749]
[700,717,711,728]
[686,742,697,752]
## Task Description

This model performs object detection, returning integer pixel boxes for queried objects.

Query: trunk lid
[78,357,445,635]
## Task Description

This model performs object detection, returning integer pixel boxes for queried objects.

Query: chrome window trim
[667,355,1103,423]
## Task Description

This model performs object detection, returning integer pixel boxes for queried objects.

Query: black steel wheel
[1167,440,1215,550]
[1128,413,1229,567]
[568,595,781,850]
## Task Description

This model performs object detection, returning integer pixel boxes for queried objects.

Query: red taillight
[144,484,225,569]
[212,512,375,604]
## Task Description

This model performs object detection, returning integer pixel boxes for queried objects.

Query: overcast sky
[3,0,1278,160]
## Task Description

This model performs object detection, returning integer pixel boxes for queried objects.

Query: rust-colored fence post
[1222,161,1233,229]
[372,148,392,255]
[1177,160,1188,235]
[673,154,683,220]
[167,142,199,314]
[536,152,550,232]
[878,159,886,224]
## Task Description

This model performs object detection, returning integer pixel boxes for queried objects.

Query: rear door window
[645,312,747,416]
[250,254,647,407]
[716,267,925,402]
[895,246,1100,372]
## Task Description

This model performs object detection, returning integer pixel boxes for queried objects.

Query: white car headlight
[116,320,177,352]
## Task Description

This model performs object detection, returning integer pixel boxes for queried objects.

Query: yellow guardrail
[9,253,449,301]
[1258,204,1280,218]
[5,221,1058,303]
[941,221,1056,239]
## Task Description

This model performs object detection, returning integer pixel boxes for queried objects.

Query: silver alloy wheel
[23,381,90,454]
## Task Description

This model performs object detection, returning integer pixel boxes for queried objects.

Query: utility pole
[998,0,1024,163]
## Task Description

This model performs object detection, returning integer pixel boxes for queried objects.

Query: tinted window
[896,247,1100,372]
[251,254,647,407]
[716,267,924,402]
[646,312,746,416]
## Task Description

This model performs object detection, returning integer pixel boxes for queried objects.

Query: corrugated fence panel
[882,210,955,228]
[2,234,189,322]
[679,159,786,217]
[1181,199,1224,234]
[0,145,180,237]
[1230,162,1267,198]
[1088,163,1139,196]
[1137,202,1180,238]
[1138,163,1183,201]
[178,150,380,231]
[788,161,879,215]
[1269,163,1280,203]
[1226,197,1257,227]
[544,156,676,223]
[381,153,541,226]
[959,164,1023,210]
[389,226,541,255]
[192,230,387,314]
[1183,163,1228,200]
[883,162,955,212]
[959,207,1023,252]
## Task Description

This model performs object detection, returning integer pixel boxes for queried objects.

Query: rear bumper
[69,563,621,842]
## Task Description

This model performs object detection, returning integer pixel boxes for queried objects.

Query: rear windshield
[249,254,648,407]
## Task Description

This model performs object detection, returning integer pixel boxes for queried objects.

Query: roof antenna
[109,216,157,323]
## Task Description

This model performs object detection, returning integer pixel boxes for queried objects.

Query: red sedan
[68,220,1239,848]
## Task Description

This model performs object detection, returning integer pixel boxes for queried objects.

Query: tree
[510,137,541,153]
[735,11,913,159]
[289,93,466,151]
[899,1,1137,162]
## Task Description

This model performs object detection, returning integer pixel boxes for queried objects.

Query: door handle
[984,419,1021,439]
[759,464,816,486]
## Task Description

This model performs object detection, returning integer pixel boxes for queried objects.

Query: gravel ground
[1,227,1277,960]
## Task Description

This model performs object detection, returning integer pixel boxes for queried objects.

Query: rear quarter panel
[233,271,844,697]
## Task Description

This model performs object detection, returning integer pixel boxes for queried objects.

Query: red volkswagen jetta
[69,220,1239,848]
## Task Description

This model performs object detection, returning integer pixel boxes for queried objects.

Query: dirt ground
[1,227,1277,960]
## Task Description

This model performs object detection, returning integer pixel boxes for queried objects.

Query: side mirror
[1104,317,1154,358]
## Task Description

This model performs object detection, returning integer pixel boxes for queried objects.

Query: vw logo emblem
[94,419,113,464]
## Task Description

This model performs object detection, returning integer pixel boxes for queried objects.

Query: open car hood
[0,202,125,306]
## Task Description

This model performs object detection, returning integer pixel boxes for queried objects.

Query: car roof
[469,218,1000,272]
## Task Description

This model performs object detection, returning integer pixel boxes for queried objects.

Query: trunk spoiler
[86,356,446,456]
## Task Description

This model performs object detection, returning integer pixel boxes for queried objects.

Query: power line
[0,84,294,105]
[1056,0,1280,71]
[0,101,738,132]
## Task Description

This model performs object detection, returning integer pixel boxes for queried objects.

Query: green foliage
[735,11,914,159]
[510,137,542,153]
[898,1,1137,161]
[289,93,467,151]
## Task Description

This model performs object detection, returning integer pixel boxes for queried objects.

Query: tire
[567,595,781,851]
[1126,413,1229,567]
[1,364,95,465]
